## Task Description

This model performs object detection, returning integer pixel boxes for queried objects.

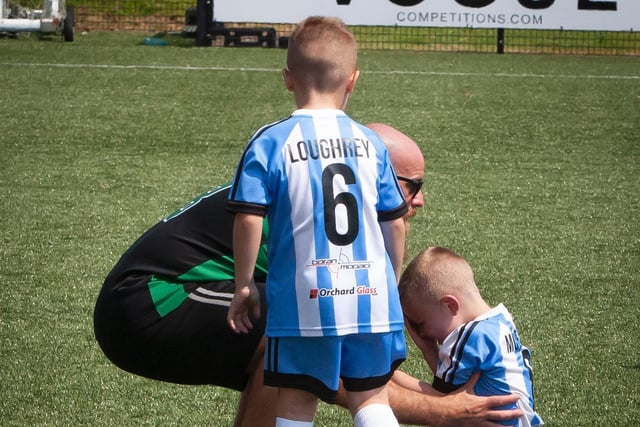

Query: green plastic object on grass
[143,37,168,46]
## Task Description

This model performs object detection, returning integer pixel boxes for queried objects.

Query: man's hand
[227,280,260,334]
[434,373,522,427]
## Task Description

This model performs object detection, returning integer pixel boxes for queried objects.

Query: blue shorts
[263,331,406,403]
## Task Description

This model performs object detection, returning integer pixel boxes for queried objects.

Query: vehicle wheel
[63,6,74,42]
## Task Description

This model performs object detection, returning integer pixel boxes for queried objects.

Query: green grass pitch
[1,32,639,426]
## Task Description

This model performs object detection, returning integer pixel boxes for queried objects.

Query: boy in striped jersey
[399,247,544,427]
[227,16,407,427]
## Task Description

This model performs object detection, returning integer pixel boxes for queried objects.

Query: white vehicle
[0,0,73,41]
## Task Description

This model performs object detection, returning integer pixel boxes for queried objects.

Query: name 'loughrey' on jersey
[285,137,371,163]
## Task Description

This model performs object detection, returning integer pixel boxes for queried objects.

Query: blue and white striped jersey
[434,304,543,427]
[228,109,407,337]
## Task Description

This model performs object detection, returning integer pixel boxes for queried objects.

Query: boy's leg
[348,386,399,427]
[264,336,341,425]
[264,336,341,403]
[347,384,390,415]
[353,403,398,427]
[277,387,319,422]
[275,420,314,427]
[341,331,405,427]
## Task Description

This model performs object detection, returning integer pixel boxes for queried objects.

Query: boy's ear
[282,68,294,91]
[441,295,460,316]
[346,69,360,94]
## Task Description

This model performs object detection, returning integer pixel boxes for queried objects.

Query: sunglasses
[397,176,424,200]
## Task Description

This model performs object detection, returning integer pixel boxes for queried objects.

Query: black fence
[15,0,640,55]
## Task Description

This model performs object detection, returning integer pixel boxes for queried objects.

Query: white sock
[275,417,314,427]
[353,403,399,427]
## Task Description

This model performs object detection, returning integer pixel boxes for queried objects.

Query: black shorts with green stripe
[94,277,267,390]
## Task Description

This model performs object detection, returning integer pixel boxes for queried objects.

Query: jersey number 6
[322,163,359,246]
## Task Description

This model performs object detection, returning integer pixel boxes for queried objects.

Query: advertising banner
[214,0,637,31]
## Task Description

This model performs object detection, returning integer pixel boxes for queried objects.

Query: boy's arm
[379,216,406,281]
[227,212,263,334]
[390,370,441,396]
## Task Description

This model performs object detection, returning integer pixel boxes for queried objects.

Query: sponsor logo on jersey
[310,258,339,267]
[306,251,372,276]
[309,285,379,299]
[356,285,378,296]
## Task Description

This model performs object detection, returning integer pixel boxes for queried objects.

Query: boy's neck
[447,298,492,338]
[294,90,349,111]
[464,299,492,322]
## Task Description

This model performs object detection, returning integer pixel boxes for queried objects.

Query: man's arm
[227,212,263,334]
[388,372,523,427]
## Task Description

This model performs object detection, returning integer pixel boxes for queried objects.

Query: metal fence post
[497,27,505,54]
[196,0,212,46]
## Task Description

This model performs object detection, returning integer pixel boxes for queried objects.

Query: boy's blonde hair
[399,246,481,304]
[287,16,357,93]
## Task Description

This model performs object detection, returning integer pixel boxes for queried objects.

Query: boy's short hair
[287,16,358,93]
[399,247,480,303]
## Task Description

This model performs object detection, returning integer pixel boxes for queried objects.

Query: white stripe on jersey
[230,109,405,337]
[286,113,392,336]
[498,321,531,405]
[348,121,391,334]
[286,122,323,335]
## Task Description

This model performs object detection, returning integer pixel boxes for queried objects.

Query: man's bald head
[366,123,424,181]
[366,123,425,242]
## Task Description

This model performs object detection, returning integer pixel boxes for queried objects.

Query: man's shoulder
[163,184,231,222]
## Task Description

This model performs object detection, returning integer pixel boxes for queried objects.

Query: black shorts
[93,277,267,390]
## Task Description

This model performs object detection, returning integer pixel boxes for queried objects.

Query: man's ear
[282,68,294,91]
[441,295,460,316]
[346,69,360,94]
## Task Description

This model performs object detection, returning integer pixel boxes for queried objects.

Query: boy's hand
[227,280,261,334]
[405,318,439,372]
